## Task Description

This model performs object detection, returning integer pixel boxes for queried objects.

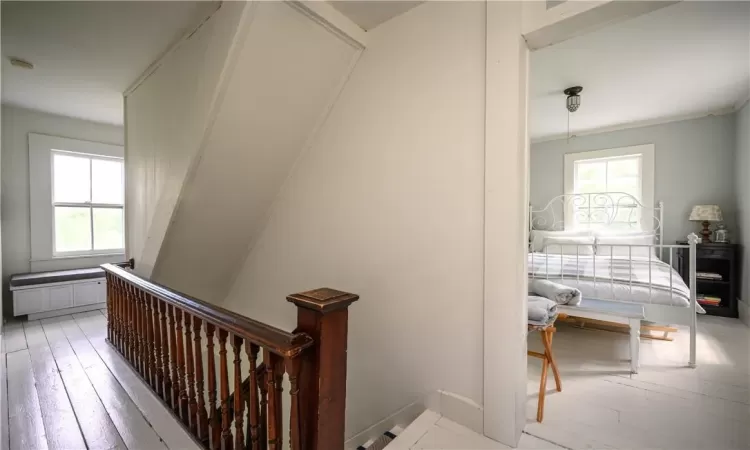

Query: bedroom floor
[526,315,750,450]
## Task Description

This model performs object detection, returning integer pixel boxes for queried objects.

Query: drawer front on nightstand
[697,247,731,259]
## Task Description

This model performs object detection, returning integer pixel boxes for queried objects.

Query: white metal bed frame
[529,192,699,371]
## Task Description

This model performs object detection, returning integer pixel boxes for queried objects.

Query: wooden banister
[101,263,358,450]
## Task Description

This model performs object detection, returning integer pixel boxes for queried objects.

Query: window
[28,133,125,268]
[563,144,654,230]
[52,151,124,254]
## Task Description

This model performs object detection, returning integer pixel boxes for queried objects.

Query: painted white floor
[524,315,750,450]
[2,310,200,450]
[390,315,749,450]
[385,409,564,449]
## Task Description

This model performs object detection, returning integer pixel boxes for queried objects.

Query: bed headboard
[529,192,664,248]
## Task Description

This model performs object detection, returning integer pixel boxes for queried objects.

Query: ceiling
[530,1,750,141]
[329,1,422,31]
[1,1,217,125]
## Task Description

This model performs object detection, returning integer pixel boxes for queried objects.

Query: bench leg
[629,318,641,374]
[542,329,561,392]
[537,354,548,422]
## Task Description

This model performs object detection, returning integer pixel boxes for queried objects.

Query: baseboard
[739,300,750,327]
[345,400,425,450]
[424,390,484,435]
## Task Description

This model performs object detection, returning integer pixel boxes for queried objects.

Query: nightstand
[676,242,739,318]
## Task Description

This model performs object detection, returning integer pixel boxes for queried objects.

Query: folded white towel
[529,279,582,306]
[528,295,558,324]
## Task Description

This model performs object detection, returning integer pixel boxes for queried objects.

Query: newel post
[287,288,359,450]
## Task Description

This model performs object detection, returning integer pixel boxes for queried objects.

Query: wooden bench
[558,298,646,374]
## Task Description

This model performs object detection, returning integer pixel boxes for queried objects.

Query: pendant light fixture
[564,86,582,112]
[564,86,582,140]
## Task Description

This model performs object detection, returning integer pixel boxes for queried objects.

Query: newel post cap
[287,288,359,313]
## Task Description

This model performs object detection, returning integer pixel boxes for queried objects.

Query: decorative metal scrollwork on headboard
[529,192,663,237]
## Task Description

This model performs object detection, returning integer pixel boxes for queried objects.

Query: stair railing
[102,262,359,450]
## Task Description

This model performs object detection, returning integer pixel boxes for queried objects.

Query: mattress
[528,252,696,309]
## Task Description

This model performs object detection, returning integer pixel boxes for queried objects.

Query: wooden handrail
[102,264,313,358]
[102,261,359,450]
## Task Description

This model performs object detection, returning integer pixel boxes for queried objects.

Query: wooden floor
[526,315,750,450]
[389,315,749,449]
[1,310,200,450]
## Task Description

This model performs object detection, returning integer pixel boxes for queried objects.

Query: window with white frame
[28,133,125,265]
[52,151,124,254]
[563,144,654,230]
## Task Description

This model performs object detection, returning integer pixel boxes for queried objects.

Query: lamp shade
[689,205,723,222]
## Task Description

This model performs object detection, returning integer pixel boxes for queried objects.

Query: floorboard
[526,315,750,450]
[57,313,167,450]
[40,317,126,450]
[73,312,202,450]
[6,350,47,450]
[3,323,27,354]
[22,320,87,450]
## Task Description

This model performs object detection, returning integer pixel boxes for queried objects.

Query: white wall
[152,1,360,303]
[125,1,245,277]
[531,114,737,245]
[735,101,749,325]
[1,106,124,315]
[222,1,486,439]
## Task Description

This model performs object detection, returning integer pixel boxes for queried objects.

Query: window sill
[31,252,125,263]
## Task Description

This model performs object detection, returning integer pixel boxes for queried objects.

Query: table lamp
[689,205,723,243]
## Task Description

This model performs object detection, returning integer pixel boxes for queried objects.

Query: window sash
[51,150,124,256]
[563,145,654,231]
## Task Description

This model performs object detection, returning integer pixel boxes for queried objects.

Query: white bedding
[528,252,698,309]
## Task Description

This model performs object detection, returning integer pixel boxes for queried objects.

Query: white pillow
[541,236,596,255]
[596,234,657,259]
[530,230,593,253]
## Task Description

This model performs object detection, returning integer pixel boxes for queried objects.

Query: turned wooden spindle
[258,367,268,449]
[168,305,180,412]
[108,275,116,346]
[175,309,189,423]
[206,323,220,450]
[106,274,112,342]
[137,289,146,376]
[114,278,122,351]
[133,287,141,374]
[265,350,284,450]
[146,292,156,389]
[286,357,302,450]
[232,335,245,450]
[218,329,232,450]
[192,317,208,442]
[184,313,197,433]
[246,343,260,450]
[152,296,163,397]
[129,284,137,365]
[142,291,150,379]
[159,300,171,405]
[117,279,124,352]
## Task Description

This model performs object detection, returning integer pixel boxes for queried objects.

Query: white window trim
[29,133,125,264]
[563,144,655,230]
